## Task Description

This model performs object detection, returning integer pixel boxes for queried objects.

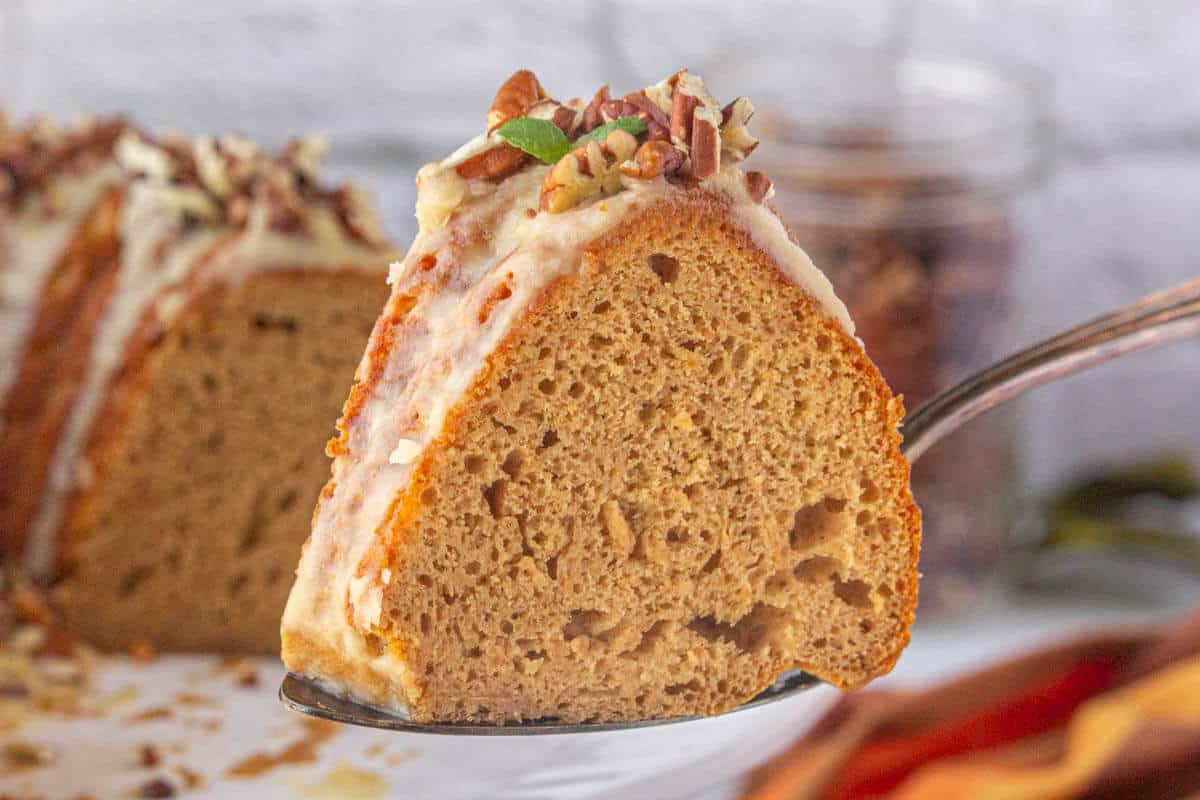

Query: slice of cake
[282,70,921,723]
[0,125,393,654]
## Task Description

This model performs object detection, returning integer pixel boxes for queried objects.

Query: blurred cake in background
[0,118,393,653]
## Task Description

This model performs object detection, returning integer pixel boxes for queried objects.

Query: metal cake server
[281,276,1200,735]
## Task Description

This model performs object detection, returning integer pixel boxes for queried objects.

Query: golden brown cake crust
[284,190,920,720]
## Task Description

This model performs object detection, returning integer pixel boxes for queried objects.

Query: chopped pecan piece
[454,143,529,182]
[670,90,699,144]
[689,106,722,180]
[721,96,759,161]
[581,85,611,133]
[621,92,672,140]
[139,745,161,768]
[540,129,639,213]
[552,105,583,137]
[138,777,176,798]
[621,140,684,180]
[744,170,774,203]
[670,72,721,144]
[487,70,546,133]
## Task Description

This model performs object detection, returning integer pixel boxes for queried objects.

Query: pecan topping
[581,85,611,133]
[689,107,722,180]
[745,170,773,203]
[540,129,639,213]
[552,105,583,137]
[426,69,767,220]
[454,143,530,182]
[487,70,546,133]
[599,93,671,142]
[621,140,684,180]
[721,97,759,161]
[670,90,699,144]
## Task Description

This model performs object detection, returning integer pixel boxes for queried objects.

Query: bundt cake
[282,69,921,723]
[0,118,393,653]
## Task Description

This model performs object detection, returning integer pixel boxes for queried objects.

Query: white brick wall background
[3,0,1199,495]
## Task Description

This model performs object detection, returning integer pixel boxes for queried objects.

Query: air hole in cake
[794,555,843,584]
[700,550,722,574]
[251,312,300,332]
[833,577,873,609]
[665,679,701,696]
[856,510,873,526]
[665,528,689,547]
[815,333,832,352]
[876,583,894,598]
[811,638,828,650]
[278,489,299,512]
[859,478,882,504]
[498,375,512,391]
[500,449,525,479]
[489,416,516,434]
[545,555,559,580]
[687,604,788,653]
[648,253,680,283]
[589,334,611,349]
[592,300,612,314]
[516,399,540,420]
[239,493,267,554]
[539,429,559,449]
[567,382,585,399]
[789,500,847,551]
[538,378,556,396]
[626,621,671,657]
[465,646,482,659]
[119,566,154,598]
[563,610,606,641]
[417,574,434,588]
[500,620,514,635]
[824,497,848,513]
[860,620,874,634]
[421,487,438,504]
[732,344,751,369]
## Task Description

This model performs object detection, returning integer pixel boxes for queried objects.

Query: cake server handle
[901,276,1200,462]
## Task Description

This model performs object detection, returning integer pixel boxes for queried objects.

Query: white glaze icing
[0,163,123,411]
[282,135,855,711]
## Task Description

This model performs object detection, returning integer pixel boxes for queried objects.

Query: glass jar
[711,51,1049,614]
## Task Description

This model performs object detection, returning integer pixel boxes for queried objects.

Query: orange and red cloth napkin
[739,610,1200,800]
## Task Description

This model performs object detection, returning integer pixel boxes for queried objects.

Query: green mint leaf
[576,117,648,145]
[496,118,572,164]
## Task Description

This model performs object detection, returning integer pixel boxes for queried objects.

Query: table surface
[3,588,1194,800]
